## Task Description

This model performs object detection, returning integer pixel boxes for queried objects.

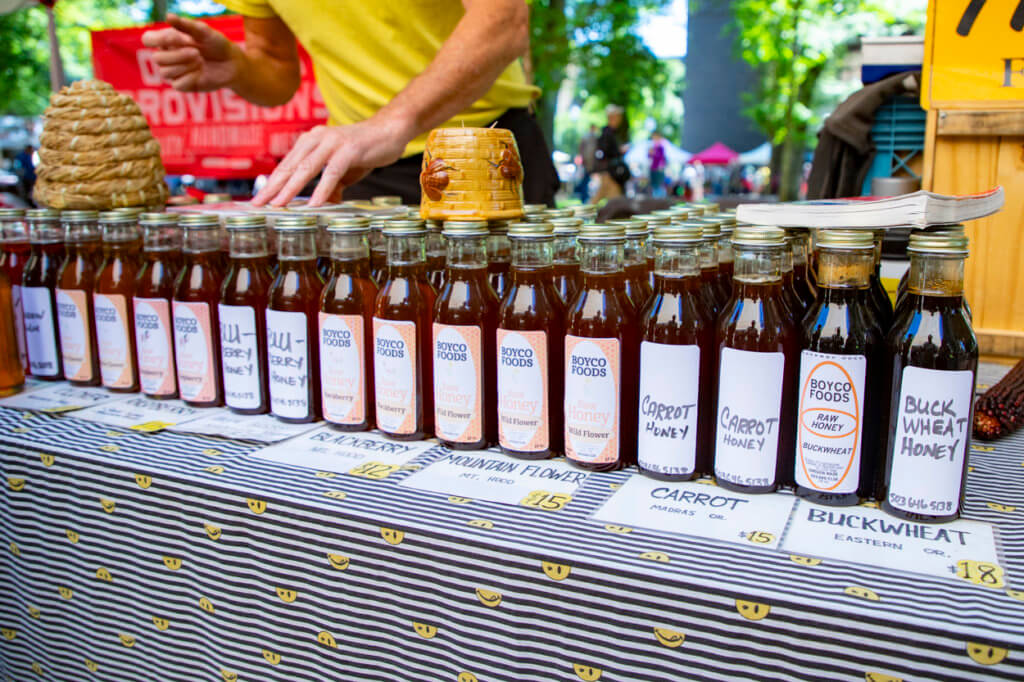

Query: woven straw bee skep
[33,80,168,210]
[420,127,524,220]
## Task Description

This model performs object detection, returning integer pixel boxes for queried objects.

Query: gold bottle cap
[907,230,969,255]
[225,215,268,230]
[372,195,402,207]
[815,229,874,249]
[608,218,648,236]
[573,204,598,218]
[274,215,319,231]
[98,211,139,225]
[712,212,738,228]
[140,212,179,227]
[695,218,722,239]
[61,210,99,223]
[0,208,25,218]
[508,221,554,238]
[578,223,626,240]
[544,208,575,220]
[382,219,427,236]
[523,203,548,215]
[25,208,61,221]
[651,208,681,219]
[551,217,582,235]
[326,216,371,233]
[443,220,490,237]
[178,213,221,229]
[111,207,145,217]
[732,225,786,247]
[697,201,720,213]
[634,213,671,227]
[652,222,703,243]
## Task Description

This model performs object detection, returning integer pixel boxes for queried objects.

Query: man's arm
[253,0,530,207]
[141,14,300,107]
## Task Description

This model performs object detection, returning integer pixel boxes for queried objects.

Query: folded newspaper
[736,187,1004,228]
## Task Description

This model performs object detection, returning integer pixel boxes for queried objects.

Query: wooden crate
[923,110,1024,357]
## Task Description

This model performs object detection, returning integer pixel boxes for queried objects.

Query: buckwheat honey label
[497,329,548,452]
[564,335,620,464]
[433,323,483,444]
[56,288,93,382]
[134,298,176,396]
[94,293,134,389]
[173,301,216,402]
[638,341,700,477]
[320,313,366,425]
[373,318,417,435]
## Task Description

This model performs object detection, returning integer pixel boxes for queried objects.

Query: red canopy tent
[690,141,739,165]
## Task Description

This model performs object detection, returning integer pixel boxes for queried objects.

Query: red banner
[91,16,327,178]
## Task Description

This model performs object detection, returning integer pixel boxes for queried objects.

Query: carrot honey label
[497,329,549,452]
[134,297,176,396]
[796,351,866,493]
[320,313,366,425]
[94,293,135,388]
[433,323,483,444]
[638,341,700,476]
[564,335,620,464]
[173,301,217,402]
[373,318,418,435]
[56,288,93,382]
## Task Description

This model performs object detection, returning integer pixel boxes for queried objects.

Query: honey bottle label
[887,367,974,516]
[22,286,59,377]
[219,304,263,410]
[56,288,93,382]
[795,351,866,493]
[173,301,217,402]
[564,335,621,464]
[319,312,366,425]
[134,297,176,396]
[373,317,418,435]
[94,293,134,388]
[714,347,785,487]
[638,341,700,476]
[433,323,483,444]
[266,309,312,420]
[12,284,28,370]
[497,329,549,452]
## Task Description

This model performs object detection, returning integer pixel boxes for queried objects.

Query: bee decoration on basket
[494,140,522,181]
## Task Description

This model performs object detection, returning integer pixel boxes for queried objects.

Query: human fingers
[166,14,220,44]
[308,148,356,206]
[171,69,203,92]
[160,58,202,81]
[152,47,201,66]
[268,141,337,207]
[252,128,326,206]
[141,27,197,50]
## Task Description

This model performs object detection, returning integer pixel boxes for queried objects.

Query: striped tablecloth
[1,364,1022,682]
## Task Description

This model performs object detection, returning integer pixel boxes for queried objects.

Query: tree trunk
[151,0,168,23]
[45,6,65,93]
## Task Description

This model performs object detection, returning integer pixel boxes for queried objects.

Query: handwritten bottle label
[497,329,549,452]
[94,293,134,388]
[887,367,974,516]
[134,297,176,396]
[714,347,785,487]
[173,301,216,403]
[564,335,621,464]
[12,284,27,370]
[319,312,366,425]
[219,304,263,410]
[796,351,866,493]
[373,318,418,435]
[638,341,700,476]
[56,288,93,382]
[433,323,483,444]
[266,309,312,420]
[22,286,59,377]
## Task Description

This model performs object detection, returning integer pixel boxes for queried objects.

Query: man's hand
[252,116,413,207]
[141,14,239,92]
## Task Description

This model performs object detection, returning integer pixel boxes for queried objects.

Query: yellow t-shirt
[217,0,540,157]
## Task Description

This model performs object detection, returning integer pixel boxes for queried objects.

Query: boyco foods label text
[133,298,176,396]
[373,318,417,435]
[172,301,216,402]
[433,324,483,443]
[94,293,135,389]
[56,288,93,382]
[219,304,263,410]
[715,347,785,488]
[796,351,866,493]
[888,367,974,516]
[638,342,700,477]
[319,313,366,425]
[266,310,312,419]
[564,336,620,464]
[497,330,548,452]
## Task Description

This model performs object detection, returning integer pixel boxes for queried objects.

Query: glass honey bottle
[0,209,30,375]
[614,218,653,312]
[497,221,565,458]
[486,220,512,299]
[635,213,672,290]
[94,212,141,392]
[369,219,388,285]
[637,223,715,480]
[320,217,377,430]
[868,230,894,331]
[134,213,181,399]
[795,230,884,506]
[55,211,101,386]
[373,219,436,440]
[788,229,816,308]
[696,218,728,313]
[267,216,323,423]
[780,235,808,320]
[881,232,977,523]
[219,215,273,414]
[714,226,799,493]
[0,267,23,395]
[433,220,499,449]
[425,219,447,290]
[564,223,641,471]
[22,209,64,380]
[715,215,736,300]
[173,214,225,407]
[550,217,582,305]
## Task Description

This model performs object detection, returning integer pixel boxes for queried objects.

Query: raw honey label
[22,286,60,377]
[796,351,866,494]
[319,313,366,425]
[433,323,483,444]
[94,293,135,389]
[266,309,312,420]
[887,367,974,516]
[11,284,27,370]
[638,341,700,477]
[173,301,217,402]
[373,318,418,435]
[56,288,93,382]
[219,304,263,410]
[715,347,785,488]
[134,298,176,396]
[497,329,548,452]
[564,335,621,465]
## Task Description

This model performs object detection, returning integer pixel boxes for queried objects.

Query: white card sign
[783,501,1003,587]
[593,475,796,550]
[73,396,207,432]
[0,383,116,413]
[168,411,321,443]
[251,427,435,476]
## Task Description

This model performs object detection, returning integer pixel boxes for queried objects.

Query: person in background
[648,131,666,198]
[142,3,559,207]
[592,104,629,202]
[576,123,598,202]
[13,146,35,202]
